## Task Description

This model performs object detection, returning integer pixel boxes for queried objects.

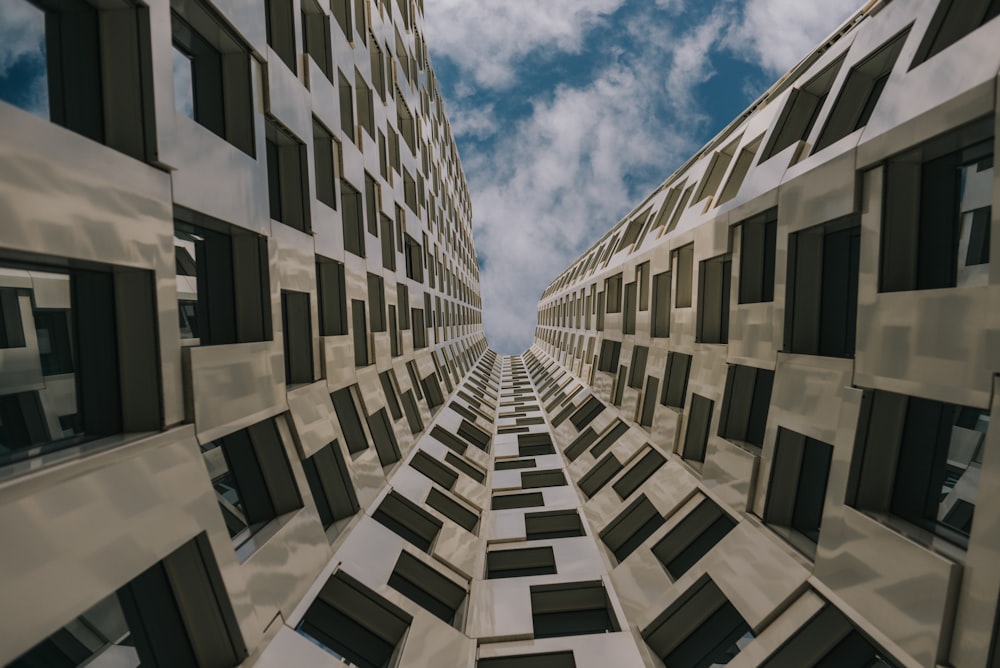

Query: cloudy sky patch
[425,0,861,353]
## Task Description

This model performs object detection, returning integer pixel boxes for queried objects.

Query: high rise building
[0,0,998,667]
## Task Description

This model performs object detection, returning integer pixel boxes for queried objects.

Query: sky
[423,0,862,354]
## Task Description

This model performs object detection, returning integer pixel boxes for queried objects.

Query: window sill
[235,508,301,564]
[852,508,968,563]
[765,523,818,561]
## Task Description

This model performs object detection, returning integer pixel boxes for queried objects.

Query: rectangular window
[673,244,694,308]
[531,581,618,638]
[302,0,333,80]
[331,385,369,454]
[341,179,365,257]
[388,551,466,624]
[175,215,272,346]
[786,216,861,357]
[363,172,380,236]
[410,451,458,489]
[10,536,244,667]
[521,469,567,489]
[849,389,989,545]
[761,601,898,667]
[651,495,736,580]
[487,546,557,579]
[426,488,478,532]
[718,365,774,448]
[381,215,397,269]
[380,370,403,420]
[397,97,416,153]
[600,495,665,563]
[717,136,762,204]
[764,427,834,544]
[623,281,637,334]
[738,209,777,303]
[478,652,576,668]
[628,346,648,389]
[912,0,1000,67]
[605,273,623,313]
[446,452,486,483]
[591,420,629,459]
[496,458,536,471]
[760,57,842,162]
[0,263,159,468]
[367,273,387,332]
[338,70,354,139]
[316,257,347,336]
[492,492,544,511]
[265,0,296,73]
[312,119,338,209]
[404,235,424,282]
[597,340,621,373]
[525,509,585,540]
[570,396,605,430]
[201,418,302,553]
[366,407,400,466]
[281,290,313,385]
[397,283,410,328]
[651,271,671,338]
[579,454,624,498]
[298,571,412,666]
[813,29,909,154]
[356,70,374,138]
[697,254,732,344]
[266,118,310,232]
[372,490,442,551]
[661,353,692,409]
[637,262,650,311]
[880,118,993,292]
[351,299,370,366]
[330,0,351,38]
[642,577,753,667]
[411,308,427,348]
[640,377,659,427]
[370,39,387,101]
[682,394,715,463]
[613,448,667,500]
[303,440,359,529]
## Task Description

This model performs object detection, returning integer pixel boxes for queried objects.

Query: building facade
[2,0,1000,667]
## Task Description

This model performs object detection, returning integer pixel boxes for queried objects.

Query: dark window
[349,299,369,365]
[365,407,400,466]
[265,0,296,73]
[331,385,369,454]
[492,492,544,511]
[487,546,557,579]
[9,535,245,668]
[674,244,694,308]
[356,70,374,138]
[342,181,366,257]
[623,281,637,334]
[628,346,648,389]
[571,396,605,430]
[565,429,598,462]
[366,273,386,332]
[640,377,659,427]
[849,389,989,545]
[496,458,537,471]
[738,209,777,303]
[459,419,491,451]
[317,257,348,336]
[410,450,459,489]
[426,487,478,532]
[372,491,442,551]
[445,452,486,483]
[813,29,909,153]
[301,0,332,80]
[0,262,160,468]
[388,551,466,624]
[397,283,410,328]
[651,271,671,337]
[600,495,665,562]
[880,118,993,292]
[912,0,1000,67]
[201,418,302,553]
[697,254,731,344]
[478,651,576,668]
[303,440,359,529]
[590,420,629,459]
[765,428,834,544]
[651,496,736,580]
[281,290,313,385]
[605,274,623,313]
[682,394,715,463]
[761,602,899,667]
[579,454,624,498]
[170,1,256,156]
[525,509,586,540]
[597,339,621,373]
[718,365,774,448]
[381,215,396,269]
[760,57,842,162]
[521,469,567,489]
[330,0,351,38]
[613,448,666,500]
[338,70,354,139]
[786,216,861,357]
[313,119,338,209]
[266,119,310,232]
[531,581,618,639]
[380,371,402,420]
[175,214,272,346]
[298,571,412,668]
[643,577,753,668]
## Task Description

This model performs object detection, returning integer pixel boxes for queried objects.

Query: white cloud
[0,1,46,76]
[423,0,628,89]
[426,0,866,353]
[725,0,862,73]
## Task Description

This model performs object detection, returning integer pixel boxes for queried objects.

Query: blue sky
[424,0,861,354]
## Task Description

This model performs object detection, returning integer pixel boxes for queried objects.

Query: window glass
[0,1,49,120]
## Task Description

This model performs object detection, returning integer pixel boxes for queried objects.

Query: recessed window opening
[760,56,843,162]
[738,209,778,304]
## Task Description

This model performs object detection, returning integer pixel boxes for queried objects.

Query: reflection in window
[172,44,195,119]
[0,268,86,467]
[0,0,49,120]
